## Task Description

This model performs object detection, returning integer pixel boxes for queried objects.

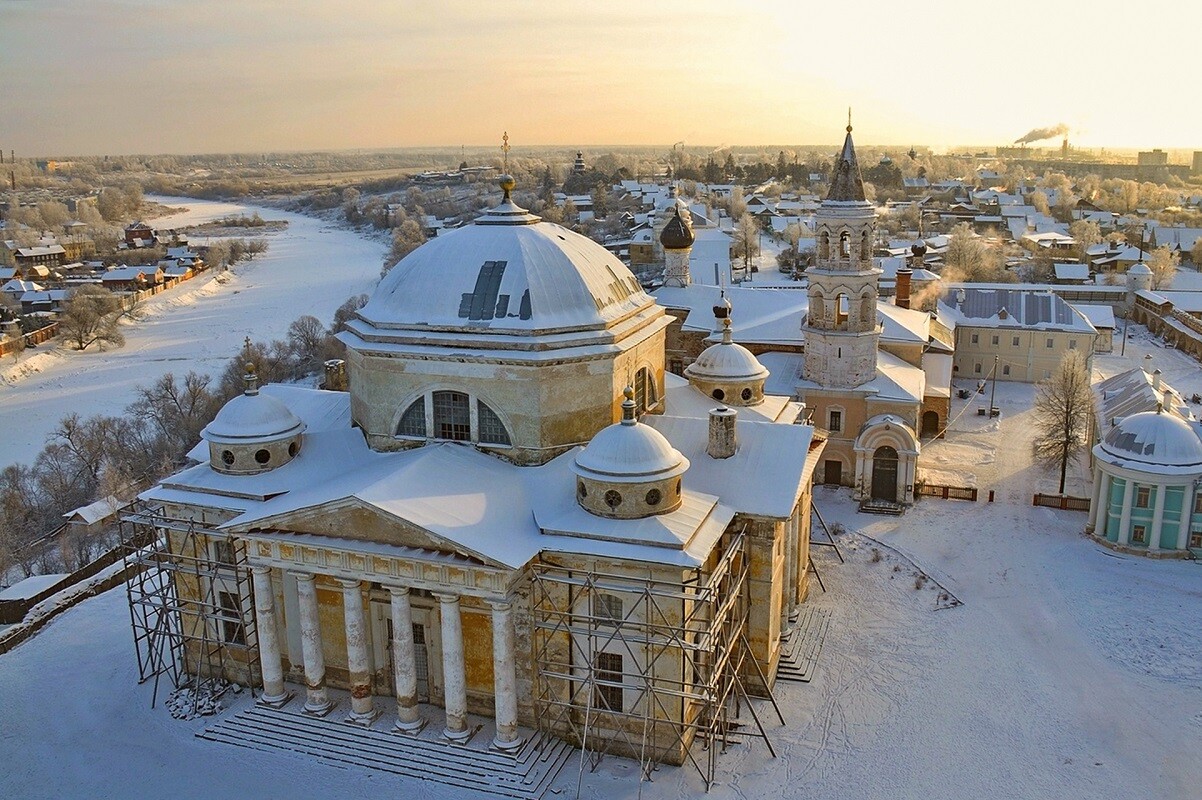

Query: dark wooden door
[871,446,899,502]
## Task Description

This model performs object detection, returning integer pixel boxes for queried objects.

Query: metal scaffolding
[120,501,260,712]
[530,530,784,794]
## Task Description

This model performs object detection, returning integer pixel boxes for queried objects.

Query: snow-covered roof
[63,495,120,525]
[573,412,688,485]
[202,381,305,446]
[1072,303,1115,330]
[1054,263,1091,281]
[939,288,1096,333]
[1095,367,1193,427]
[663,372,798,423]
[355,207,654,336]
[1096,411,1202,472]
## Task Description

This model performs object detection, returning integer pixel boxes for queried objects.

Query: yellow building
[127,175,823,787]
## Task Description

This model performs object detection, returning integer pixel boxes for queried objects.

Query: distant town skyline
[2,0,1200,158]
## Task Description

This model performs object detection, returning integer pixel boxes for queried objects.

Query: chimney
[896,266,912,309]
[323,359,348,392]
[1152,368,1162,391]
[708,407,737,459]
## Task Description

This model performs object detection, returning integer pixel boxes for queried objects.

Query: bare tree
[58,285,126,351]
[1032,350,1094,494]
[1146,245,1179,290]
[286,315,327,377]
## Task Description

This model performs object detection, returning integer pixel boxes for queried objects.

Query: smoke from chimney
[1013,123,1070,145]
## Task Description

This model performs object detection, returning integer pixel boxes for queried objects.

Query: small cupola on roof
[685,303,769,406]
[572,388,689,519]
[201,363,305,475]
[660,203,695,250]
[827,118,868,204]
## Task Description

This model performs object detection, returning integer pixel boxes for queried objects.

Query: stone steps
[198,704,572,800]
[776,607,831,683]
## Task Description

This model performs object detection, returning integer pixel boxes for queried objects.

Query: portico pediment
[226,496,509,571]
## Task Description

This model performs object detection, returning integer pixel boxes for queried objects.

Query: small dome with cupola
[571,387,689,519]
[684,303,769,406]
[202,364,305,475]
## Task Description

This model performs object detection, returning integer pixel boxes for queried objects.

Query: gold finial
[621,385,637,424]
[847,107,853,133]
[243,360,259,396]
[502,131,510,174]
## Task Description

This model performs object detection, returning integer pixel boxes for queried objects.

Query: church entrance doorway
[871,446,899,502]
[921,410,940,438]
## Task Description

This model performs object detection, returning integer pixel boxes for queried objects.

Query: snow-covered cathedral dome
[1098,409,1202,470]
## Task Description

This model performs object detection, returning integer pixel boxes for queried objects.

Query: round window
[712,388,725,401]
[675,480,682,496]
[288,441,298,457]
[255,449,271,464]
[646,488,662,506]
[221,450,235,466]
[604,490,622,509]
[741,388,753,401]
[578,480,588,498]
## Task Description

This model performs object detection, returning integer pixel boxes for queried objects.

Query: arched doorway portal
[921,410,940,438]
[871,446,899,502]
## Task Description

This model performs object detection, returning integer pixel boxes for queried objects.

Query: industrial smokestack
[1014,123,1070,145]
[896,267,912,310]
[707,407,737,459]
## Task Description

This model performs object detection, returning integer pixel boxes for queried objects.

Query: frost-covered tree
[58,285,125,351]
[1032,350,1094,494]
[1146,245,1179,290]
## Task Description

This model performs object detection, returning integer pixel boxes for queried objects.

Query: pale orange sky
[2,0,1199,157]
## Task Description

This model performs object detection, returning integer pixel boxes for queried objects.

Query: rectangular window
[1012,336,1020,347]
[974,363,982,374]
[1131,525,1146,544]
[217,590,246,646]
[1002,365,1011,376]
[970,333,979,345]
[1046,338,1054,348]
[1191,531,1202,549]
[1069,339,1077,350]
[829,410,842,433]
[212,538,237,567]
[432,391,471,441]
[1195,494,1202,514]
[593,593,623,624]
[991,335,999,346]
[594,652,624,712]
[1135,487,1150,508]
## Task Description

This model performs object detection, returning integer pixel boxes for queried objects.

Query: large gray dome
[357,205,653,336]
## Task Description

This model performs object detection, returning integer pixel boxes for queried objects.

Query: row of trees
[0,293,367,579]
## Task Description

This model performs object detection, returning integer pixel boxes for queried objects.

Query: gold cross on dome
[502,131,510,173]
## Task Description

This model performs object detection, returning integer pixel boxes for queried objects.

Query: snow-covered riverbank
[0,196,386,470]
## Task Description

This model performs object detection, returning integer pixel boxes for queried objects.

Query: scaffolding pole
[530,530,784,793]
[120,502,261,712]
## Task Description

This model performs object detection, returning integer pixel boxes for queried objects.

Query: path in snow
[0,197,386,470]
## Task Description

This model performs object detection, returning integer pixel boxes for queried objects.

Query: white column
[1095,472,1112,537]
[1148,484,1167,551]
[340,578,379,725]
[294,572,333,715]
[1176,487,1196,551]
[388,586,425,733]
[435,592,470,741]
[489,600,521,751]
[1117,479,1135,546]
[251,566,290,707]
[1087,469,1106,532]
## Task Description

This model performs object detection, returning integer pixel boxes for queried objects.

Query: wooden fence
[1032,493,1091,512]
[917,483,978,501]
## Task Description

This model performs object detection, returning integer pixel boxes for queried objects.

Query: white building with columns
[132,175,823,777]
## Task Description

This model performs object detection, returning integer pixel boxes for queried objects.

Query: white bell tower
[802,122,881,389]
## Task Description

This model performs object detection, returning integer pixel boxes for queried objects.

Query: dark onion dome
[660,204,695,250]
[911,241,928,257]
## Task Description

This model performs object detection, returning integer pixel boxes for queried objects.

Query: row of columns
[1088,469,1198,551]
[250,566,521,750]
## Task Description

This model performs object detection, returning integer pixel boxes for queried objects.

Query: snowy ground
[0,197,386,471]
[2,390,1199,799]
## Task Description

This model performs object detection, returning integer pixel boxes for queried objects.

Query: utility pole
[989,355,999,417]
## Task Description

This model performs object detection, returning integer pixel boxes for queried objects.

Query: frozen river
[0,196,386,470]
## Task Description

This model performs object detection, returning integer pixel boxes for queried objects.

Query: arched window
[819,231,830,260]
[477,400,511,445]
[861,230,872,260]
[396,398,426,438]
[839,231,851,257]
[432,391,471,441]
[634,367,657,416]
